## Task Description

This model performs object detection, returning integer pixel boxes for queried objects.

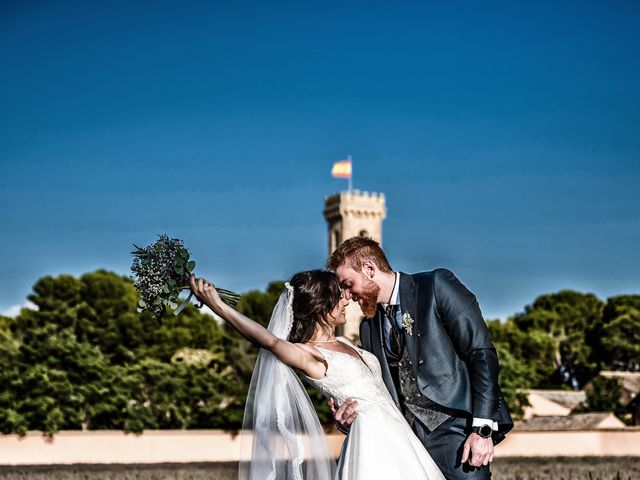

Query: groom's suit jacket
[359,269,513,443]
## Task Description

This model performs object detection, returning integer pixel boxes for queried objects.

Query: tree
[230,281,286,378]
[486,319,551,418]
[591,295,640,372]
[512,290,604,388]
[573,376,631,425]
[236,281,285,327]
[0,270,252,434]
[0,335,25,434]
[0,315,14,343]
[0,324,116,435]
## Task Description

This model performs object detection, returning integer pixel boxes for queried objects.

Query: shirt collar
[384,272,400,306]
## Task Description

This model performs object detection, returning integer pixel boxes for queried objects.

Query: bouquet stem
[177,286,242,308]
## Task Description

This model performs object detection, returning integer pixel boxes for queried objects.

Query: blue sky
[1,1,638,320]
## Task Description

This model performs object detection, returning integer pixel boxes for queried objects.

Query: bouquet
[131,234,240,319]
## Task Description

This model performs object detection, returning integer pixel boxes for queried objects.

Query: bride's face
[326,294,348,326]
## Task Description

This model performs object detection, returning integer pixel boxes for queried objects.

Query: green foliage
[0,272,337,436]
[511,290,604,388]
[592,295,640,372]
[236,281,285,328]
[0,324,115,435]
[584,376,622,412]
[487,321,536,418]
[0,270,251,435]
[489,291,640,422]
[487,319,556,387]
[0,315,15,343]
[3,270,638,435]
[573,376,631,425]
[231,281,286,377]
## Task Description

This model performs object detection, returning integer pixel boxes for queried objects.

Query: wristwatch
[472,424,493,438]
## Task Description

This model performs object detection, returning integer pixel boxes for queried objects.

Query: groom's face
[335,264,380,318]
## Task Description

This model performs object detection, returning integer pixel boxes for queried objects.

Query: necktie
[384,304,403,359]
[385,304,398,324]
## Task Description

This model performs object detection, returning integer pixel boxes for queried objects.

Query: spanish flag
[331,159,352,178]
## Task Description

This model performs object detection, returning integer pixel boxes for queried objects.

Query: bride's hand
[189,275,223,311]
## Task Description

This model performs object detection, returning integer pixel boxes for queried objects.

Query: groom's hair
[327,236,393,273]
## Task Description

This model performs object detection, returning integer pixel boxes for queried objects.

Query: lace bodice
[305,340,395,408]
[304,340,446,480]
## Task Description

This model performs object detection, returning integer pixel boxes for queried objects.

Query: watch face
[480,425,493,437]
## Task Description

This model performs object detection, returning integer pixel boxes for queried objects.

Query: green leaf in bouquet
[138,299,146,308]
[153,297,163,306]
[167,278,176,286]
[187,260,196,271]
[174,265,184,274]
[162,284,170,294]
[178,248,188,259]
[130,244,145,255]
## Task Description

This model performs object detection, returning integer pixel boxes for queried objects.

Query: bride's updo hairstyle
[288,270,342,344]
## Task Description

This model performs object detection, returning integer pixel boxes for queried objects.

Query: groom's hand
[329,397,358,431]
[461,433,494,468]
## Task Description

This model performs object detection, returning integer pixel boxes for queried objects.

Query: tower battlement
[323,191,386,222]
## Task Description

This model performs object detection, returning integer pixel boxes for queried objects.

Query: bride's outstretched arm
[189,275,326,379]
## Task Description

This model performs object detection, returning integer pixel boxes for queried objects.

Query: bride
[190,270,444,480]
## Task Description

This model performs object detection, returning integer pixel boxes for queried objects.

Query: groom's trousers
[413,416,491,480]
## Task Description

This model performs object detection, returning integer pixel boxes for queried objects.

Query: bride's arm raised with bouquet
[132,240,339,479]
[190,272,341,480]
[189,275,327,380]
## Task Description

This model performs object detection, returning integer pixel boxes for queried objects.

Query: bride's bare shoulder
[337,335,358,347]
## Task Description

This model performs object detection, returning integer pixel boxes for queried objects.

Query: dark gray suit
[359,269,513,479]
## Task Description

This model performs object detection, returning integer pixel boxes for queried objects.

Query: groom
[327,237,513,479]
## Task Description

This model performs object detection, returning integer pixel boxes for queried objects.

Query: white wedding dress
[306,338,445,480]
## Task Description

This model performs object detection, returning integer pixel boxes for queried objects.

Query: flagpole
[348,155,353,192]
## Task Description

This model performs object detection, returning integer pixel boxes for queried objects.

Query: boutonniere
[402,312,414,335]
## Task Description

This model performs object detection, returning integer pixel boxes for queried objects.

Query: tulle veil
[237,282,336,480]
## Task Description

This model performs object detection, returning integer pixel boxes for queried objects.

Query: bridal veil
[237,283,336,480]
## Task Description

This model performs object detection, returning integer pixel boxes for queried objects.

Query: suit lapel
[399,272,418,366]
[372,306,401,408]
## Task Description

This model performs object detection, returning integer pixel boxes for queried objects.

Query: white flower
[402,312,414,335]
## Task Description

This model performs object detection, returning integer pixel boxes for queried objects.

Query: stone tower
[323,190,386,339]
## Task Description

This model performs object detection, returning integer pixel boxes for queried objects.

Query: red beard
[357,278,380,318]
